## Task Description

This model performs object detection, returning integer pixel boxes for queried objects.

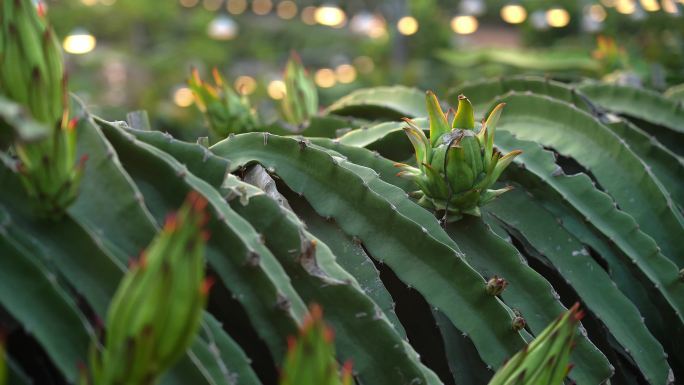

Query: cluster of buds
[279,52,318,126]
[280,304,353,385]
[396,91,522,221]
[488,303,583,385]
[188,67,259,142]
[84,192,212,385]
[0,0,86,218]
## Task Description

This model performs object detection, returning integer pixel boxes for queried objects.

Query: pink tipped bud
[200,276,215,296]
[512,315,526,331]
[486,275,508,296]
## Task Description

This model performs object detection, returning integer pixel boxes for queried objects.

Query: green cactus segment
[229,181,435,385]
[493,93,684,267]
[447,218,611,385]
[99,121,307,359]
[397,93,521,221]
[211,133,528,369]
[325,86,426,120]
[337,118,427,149]
[436,48,600,73]
[433,310,492,385]
[0,0,64,125]
[577,83,684,135]
[188,68,259,141]
[91,192,211,385]
[602,118,684,209]
[487,304,585,385]
[487,189,671,385]
[447,77,587,119]
[494,130,684,325]
[279,305,353,385]
[0,230,93,383]
[267,116,362,138]
[285,195,407,338]
[280,53,318,125]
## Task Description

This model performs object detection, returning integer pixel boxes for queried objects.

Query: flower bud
[512,315,527,332]
[280,51,318,125]
[188,67,259,141]
[397,92,521,221]
[490,303,583,385]
[280,304,353,385]
[486,275,508,296]
[87,191,211,385]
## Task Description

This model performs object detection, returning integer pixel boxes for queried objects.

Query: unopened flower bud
[486,275,508,296]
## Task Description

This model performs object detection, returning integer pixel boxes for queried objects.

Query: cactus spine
[84,192,212,385]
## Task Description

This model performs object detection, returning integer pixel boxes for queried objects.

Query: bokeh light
[276,1,297,20]
[397,16,419,36]
[335,64,357,83]
[315,5,347,28]
[314,68,336,88]
[500,4,527,24]
[252,0,273,16]
[173,87,194,107]
[267,80,286,99]
[546,8,570,28]
[226,0,246,14]
[234,76,257,95]
[451,15,478,35]
[63,29,96,54]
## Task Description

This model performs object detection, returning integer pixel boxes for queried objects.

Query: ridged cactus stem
[83,191,212,385]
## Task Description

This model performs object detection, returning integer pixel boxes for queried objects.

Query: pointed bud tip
[200,276,215,296]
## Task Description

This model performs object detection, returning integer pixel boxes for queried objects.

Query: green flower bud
[1,0,85,218]
[280,304,353,385]
[86,191,212,385]
[398,92,521,221]
[488,304,583,385]
[280,51,318,125]
[188,67,259,142]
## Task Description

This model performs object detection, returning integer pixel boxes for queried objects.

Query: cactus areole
[396,92,521,222]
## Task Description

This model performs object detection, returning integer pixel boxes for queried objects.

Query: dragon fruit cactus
[0,0,86,218]
[396,91,521,221]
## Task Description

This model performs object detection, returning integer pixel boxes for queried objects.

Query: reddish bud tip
[68,117,79,131]
[201,230,211,241]
[36,2,46,18]
[78,154,89,168]
[200,276,215,296]
[286,335,297,351]
[163,212,178,232]
[323,325,335,343]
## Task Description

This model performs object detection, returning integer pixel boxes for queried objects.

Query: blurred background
[45,0,684,134]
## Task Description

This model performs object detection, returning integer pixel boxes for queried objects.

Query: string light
[227,0,247,14]
[173,87,194,107]
[397,16,419,35]
[203,0,222,11]
[662,0,678,13]
[450,15,478,34]
[314,68,336,88]
[180,0,199,8]
[546,8,570,27]
[615,0,636,14]
[63,29,96,54]
[500,4,527,24]
[234,76,257,95]
[208,15,238,40]
[301,6,317,25]
[252,0,273,15]
[335,64,357,83]
[276,1,297,19]
[315,5,347,28]
[267,80,286,99]
[639,0,660,11]
[588,4,607,21]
